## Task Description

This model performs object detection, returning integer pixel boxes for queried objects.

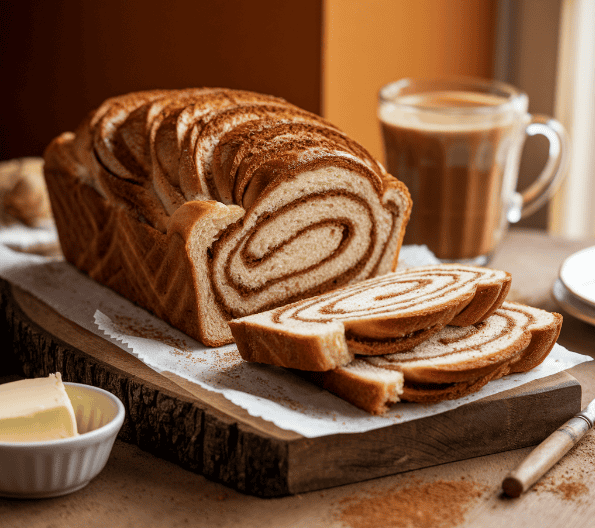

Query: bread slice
[304,302,562,414]
[44,88,412,346]
[229,264,511,371]
[304,359,404,416]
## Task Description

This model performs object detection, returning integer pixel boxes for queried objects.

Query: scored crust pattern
[43,88,412,346]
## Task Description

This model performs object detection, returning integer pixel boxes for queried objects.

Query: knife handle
[502,414,592,498]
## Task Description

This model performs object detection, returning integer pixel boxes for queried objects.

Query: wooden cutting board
[0,278,582,498]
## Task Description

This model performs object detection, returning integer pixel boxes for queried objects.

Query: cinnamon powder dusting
[532,476,589,501]
[335,478,487,528]
[112,314,191,355]
[531,430,593,501]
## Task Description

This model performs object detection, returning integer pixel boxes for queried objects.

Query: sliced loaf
[229,264,511,371]
[305,302,562,414]
[44,88,412,346]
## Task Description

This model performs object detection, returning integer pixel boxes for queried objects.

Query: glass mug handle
[507,114,570,223]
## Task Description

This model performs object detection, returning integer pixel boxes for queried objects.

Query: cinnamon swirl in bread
[306,302,562,414]
[43,88,411,345]
[229,264,511,370]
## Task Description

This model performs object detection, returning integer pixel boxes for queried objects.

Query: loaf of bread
[229,264,511,370]
[305,302,562,414]
[43,88,412,346]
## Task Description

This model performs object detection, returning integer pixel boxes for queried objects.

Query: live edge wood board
[0,278,582,498]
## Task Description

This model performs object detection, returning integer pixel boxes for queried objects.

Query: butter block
[0,373,79,442]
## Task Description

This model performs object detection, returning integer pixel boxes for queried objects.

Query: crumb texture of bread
[303,359,405,415]
[230,264,511,370]
[43,88,412,345]
[303,302,562,413]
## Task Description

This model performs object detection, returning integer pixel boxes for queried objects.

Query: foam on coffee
[379,91,517,131]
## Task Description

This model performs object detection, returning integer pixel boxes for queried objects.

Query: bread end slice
[229,318,351,371]
[301,359,404,415]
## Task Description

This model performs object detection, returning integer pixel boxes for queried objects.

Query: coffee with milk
[379,79,568,264]
[380,91,525,261]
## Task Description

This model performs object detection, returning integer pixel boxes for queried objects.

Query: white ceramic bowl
[0,382,125,499]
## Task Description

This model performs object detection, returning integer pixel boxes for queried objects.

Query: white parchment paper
[0,221,58,250]
[0,226,591,438]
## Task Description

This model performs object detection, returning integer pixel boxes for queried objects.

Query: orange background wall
[322,0,498,161]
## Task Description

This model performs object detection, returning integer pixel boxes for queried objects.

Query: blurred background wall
[1,0,565,230]
[0,0,323,160]
[323,0,497,161]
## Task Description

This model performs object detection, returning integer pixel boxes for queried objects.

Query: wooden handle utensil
[502,398,595,498]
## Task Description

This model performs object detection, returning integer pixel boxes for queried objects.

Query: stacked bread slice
[44,88,412,346]
[229,264,563,414]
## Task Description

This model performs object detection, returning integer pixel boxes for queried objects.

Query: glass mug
[378,77,569,264]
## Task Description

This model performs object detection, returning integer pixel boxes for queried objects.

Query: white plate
[552,278,595,327]
[559,246,595,307]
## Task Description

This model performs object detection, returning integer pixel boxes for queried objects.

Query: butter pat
[0,373,79,442]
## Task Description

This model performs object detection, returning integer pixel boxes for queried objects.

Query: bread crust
[230,265,512,370]
[44,88,412,345]
[316,302,563,411]
[302,359,404,415]
[382,302,562,386]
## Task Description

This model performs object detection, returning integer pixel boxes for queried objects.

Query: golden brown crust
[44,88,411,346]
[508,311,563,373]
[301,360,403,415]
[45,134,240,346]
[304,303,562,412]
[449,274,511,327]
[380,175,412,273]
[229,320,352,371]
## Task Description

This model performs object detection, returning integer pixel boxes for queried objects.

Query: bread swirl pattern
[308,302,562,413]
[44,88,412,345]
[229,264,511,370]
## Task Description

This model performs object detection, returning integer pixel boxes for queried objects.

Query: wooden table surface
[2,227,595,528]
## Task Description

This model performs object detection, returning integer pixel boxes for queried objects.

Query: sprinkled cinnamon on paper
[112,314,192,354]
